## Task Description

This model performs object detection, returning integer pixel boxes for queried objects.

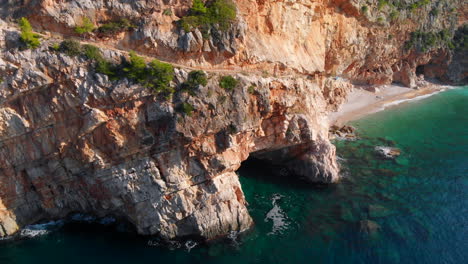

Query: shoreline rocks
[330,125,358,140]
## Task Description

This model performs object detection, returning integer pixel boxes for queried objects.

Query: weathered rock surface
[1,0,465,85]
[0,0,465,241]
[0,21,346,239]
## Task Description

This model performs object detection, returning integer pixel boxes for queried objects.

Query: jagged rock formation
[0,0,466,240]
[0,20,346,239]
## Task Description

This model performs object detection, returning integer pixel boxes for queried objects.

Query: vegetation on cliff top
[365,0,435,24]
[219,75,238,91]
[404,29,454,52]
[120,51,175,96]
[74,17,135,36]
[178,0,237,32]
[96,19,136,35]
[177,102,195,116]
[75,17,95,34]
[181,70,208,94]
[18,17,41,49]
[54,40,175,97]
[58,39,83,56]
[452,24,468,51]
[376,0,430,11]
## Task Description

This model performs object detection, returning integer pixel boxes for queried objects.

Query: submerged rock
[359,220,381,236]
[375,146,401,159]
[330,125,357,140]
[368,205,393,218]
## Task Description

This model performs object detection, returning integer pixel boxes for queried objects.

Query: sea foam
[264,194,289,235]
[382,86,453,110]
[20,220,65,238]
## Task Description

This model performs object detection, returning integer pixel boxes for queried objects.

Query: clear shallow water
[1,87,467,264]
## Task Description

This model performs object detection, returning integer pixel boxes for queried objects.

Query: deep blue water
[0,86,467,264]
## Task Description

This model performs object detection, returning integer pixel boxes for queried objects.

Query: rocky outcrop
[0,21,344,239]
[375,146,401,159]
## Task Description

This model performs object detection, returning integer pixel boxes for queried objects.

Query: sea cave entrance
[416,65,425,76]
[237,157,311,189]
[235,156,332,238]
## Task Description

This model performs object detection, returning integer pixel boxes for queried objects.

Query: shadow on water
[238,157,332,190]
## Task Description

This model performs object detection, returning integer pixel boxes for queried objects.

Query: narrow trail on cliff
[32,28,301,79]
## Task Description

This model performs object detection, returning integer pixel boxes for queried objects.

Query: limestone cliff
[0,0,466,240]
[3,0,465,84]
[0,21,346,239]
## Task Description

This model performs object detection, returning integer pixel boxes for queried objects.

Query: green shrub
[123,51,147,83]
[82,44,102,60]
[18,17,41,49]
[59,39,83,56]
[208,0,237,29]
[361,5,368,13]
[409,0,430,11]
[178,0,237,32]
[219,75,238,90]
[447,41,455,50]
[179,102,194,116]
[81,44,119,77]
[163,8,173,16]
[377,16,385,24]
[247,85,256,94]
[420,0,430,6]
[404,29,455,52]
[390,10,399,21]
[378,0,388,10]
[430,8,439,17]
[145,59,175,94]
[439,29,451,42]
[97,19,135,35]
[95,59,117,77]
[50,43,60,51]
[75,17,95,34]
[191,0,208,15]
[181,70,208,93]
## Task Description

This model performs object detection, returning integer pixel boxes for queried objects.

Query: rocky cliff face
[3,0,464,84]
[0,0,466,240]
[0,20,347,239]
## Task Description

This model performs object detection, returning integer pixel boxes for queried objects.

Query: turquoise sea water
[0,86,467,264]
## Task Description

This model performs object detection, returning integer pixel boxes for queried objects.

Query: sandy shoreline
[329,83,448,126]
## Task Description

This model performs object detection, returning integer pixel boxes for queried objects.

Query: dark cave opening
[416,65,425,76]
[236,157,327,189]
